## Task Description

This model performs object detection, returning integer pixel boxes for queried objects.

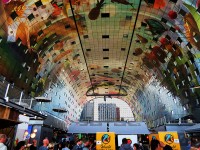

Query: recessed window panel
[45,21,51,27]
[165,35,171,40]
[102,35,109,38]
[179,9,186,16]
[10,11,18,20]
[101,13,110,18]
[161,17,167,23]
[35,0,43,7]
[177,37,182,43]
[83,35,89,39]
[103,49,109,51]
[86,49,91,51]
[104,66,109,68]
[38,30,43,36]
[103,57,109,59]
[123,34,128,38]
[141,22,147,27]
[121,48,126,51]
[28,13,35,21]
[170,0,177,3]
[126,16,132,20]
[71,41,76,45]
[170,27,176,32]
[65,24,70,29]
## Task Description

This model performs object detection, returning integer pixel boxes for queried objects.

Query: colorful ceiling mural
[1,0,200,125]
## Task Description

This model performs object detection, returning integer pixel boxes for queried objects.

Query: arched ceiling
[1,0,200,125]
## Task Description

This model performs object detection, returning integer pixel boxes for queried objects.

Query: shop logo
[164,134,174,144]
[101,134,110,144]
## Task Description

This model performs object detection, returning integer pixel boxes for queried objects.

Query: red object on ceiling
[196,0,200,8]
[153,0,166,9]
[168,10,177,19]
[160,38,169,45]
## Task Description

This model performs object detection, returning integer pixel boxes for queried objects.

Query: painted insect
[111,0,133,7]
[88,0,105,20]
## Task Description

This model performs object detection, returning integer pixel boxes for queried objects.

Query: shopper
[0,134,7,150]
[133,143,140,150]
[30,139,37,150]
[151,139,172,150]
[83,140,90,150]
[62,141,70,150]
[119,138,133,150]
[72,139,83,150]
[39,139,49,150]
[14,141,26,150]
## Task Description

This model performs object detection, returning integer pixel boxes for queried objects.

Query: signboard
[158,132,181,150]
[96,132,115,150]
[117,135,137,146]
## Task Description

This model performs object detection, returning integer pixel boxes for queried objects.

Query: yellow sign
[96,132,115,150]
[158,132,181,150]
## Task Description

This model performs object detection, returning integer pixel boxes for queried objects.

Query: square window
[170,27,176,32]
[170,0,177,3]
[86,49,91,51]
[141,22,147,27]
[45,21,51,27]
[71,41,76,45]
[10,11,18,20]
[35,0,43,7]
[103,49,109,51]
[121,48,126,51]
[161,17,167,23]
[101,13,110,18]
[126,16,132,20]
[165,35,171,40]
[38,30,43,36]
[177,37,182,43]
[123,34,128,38]
[102,35,109,38]
[65,24,70,29]
[28,13,35,21]
[179,9,186,16]
[103,57,109,59]
[83,35,89,39]
[186,42,192,49]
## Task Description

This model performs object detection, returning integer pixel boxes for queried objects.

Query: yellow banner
[96,132,115,150]
[158,132,181,150]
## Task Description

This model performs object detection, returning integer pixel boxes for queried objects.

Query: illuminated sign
[158,132,181,150]
[96,132,115,150]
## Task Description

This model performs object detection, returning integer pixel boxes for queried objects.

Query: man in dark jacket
[72,139,83,150]
[119,138,133,150]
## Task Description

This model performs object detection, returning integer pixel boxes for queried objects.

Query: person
[82,140,90,150]
[133,143,139,150]
[151,139,172,150]
[30,139,37,150]
[14,141,26,150]
[186,141,191,150]
[72,139,83,150]
[163,145,173,150]
[195,143,200,150]
[119,138,133,150]
[39,138,49,150]
[62,141,70,150]
[0,134,7,150]
[150,139,161,150]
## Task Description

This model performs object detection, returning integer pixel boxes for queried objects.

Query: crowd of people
[1,133,200,150]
